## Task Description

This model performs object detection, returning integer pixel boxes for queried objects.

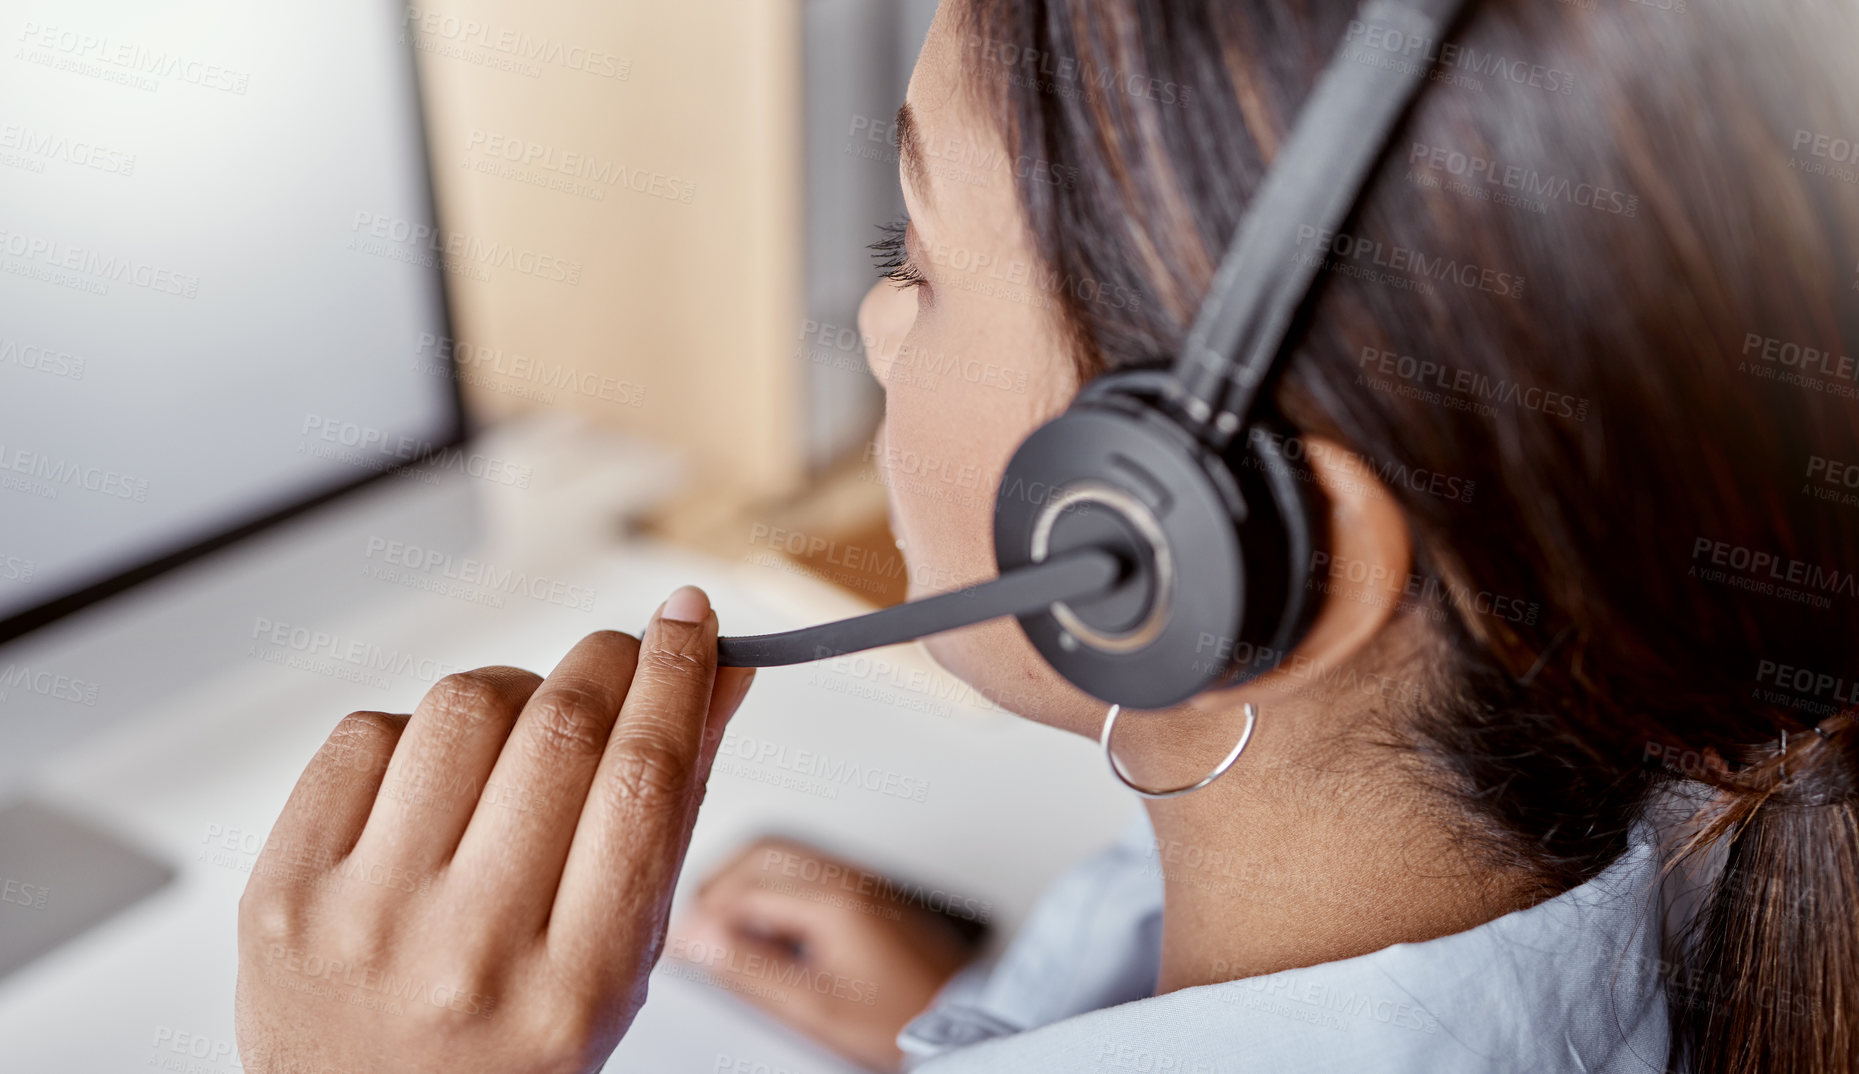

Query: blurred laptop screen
[0,0,462,636]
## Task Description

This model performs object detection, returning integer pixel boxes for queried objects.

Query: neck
[1129,704,1537,993]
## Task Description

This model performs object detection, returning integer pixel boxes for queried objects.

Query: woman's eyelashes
[870,217,927,291]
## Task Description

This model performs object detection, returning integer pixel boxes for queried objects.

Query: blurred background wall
[410,0,936,580]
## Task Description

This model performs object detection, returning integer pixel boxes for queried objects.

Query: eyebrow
[895,102,933,208]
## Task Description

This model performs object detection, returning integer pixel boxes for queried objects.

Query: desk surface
[0,505,1137,1072]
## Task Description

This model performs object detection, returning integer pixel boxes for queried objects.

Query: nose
[858,279,918,390]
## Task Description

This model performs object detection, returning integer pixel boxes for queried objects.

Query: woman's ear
[1228,435,1415,707]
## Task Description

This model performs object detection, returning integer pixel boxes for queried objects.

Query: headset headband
[1170,0,1475,446]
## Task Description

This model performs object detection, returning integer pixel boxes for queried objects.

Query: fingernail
[661,585,710,624]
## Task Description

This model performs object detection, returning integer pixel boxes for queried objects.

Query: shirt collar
[903,819,1669,1073]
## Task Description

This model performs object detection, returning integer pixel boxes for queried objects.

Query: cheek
[877,356,999,599]
[877,307,1064,601]
[872,321,1104,736]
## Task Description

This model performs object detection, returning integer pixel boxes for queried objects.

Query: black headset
[719,0,1475,710]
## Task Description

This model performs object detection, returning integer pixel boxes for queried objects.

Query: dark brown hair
[956,1,1859,1070]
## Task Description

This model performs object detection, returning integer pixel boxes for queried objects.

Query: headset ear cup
[993,388,1328,708]
[1225,422,1329,685]
[994,400,1251,710]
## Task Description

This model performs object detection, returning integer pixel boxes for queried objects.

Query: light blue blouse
[900,814,1669,1072]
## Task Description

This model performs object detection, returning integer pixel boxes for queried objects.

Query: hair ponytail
[1670,714,1859,1073]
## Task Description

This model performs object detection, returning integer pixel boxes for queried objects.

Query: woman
[235,1,1859,1072]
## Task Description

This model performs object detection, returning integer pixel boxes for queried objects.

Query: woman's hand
[235,586,754,1074]
[671,837,983,1073]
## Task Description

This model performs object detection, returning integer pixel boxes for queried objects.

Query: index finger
[549,585,749,981]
